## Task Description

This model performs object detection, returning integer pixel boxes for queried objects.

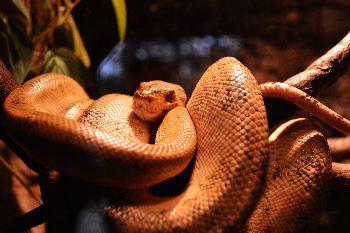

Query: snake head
[132,80,187,122]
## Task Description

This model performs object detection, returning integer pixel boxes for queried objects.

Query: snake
[2,57,349,232]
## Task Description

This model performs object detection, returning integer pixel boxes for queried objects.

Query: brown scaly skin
[1,57,342,232]
[3,74,197,189]
[245,118,331,232]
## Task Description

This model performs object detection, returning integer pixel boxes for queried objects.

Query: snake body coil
[2,57,333,232]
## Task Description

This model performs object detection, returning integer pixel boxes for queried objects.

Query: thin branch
[57,0,80,26]
[0,59,44,173]
[327,137,350,160]
[0,205,47,232]
[0,60,18,104]
[264,32,350,132]
[331,162,350,183]
[284,31,350,96]
[0,155,42,204]
[32,0,81,45]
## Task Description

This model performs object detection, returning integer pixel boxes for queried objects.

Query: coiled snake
[3,57,349,232]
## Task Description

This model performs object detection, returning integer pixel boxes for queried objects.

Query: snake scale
[3,57,349,232]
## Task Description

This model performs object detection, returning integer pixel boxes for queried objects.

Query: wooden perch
[285,31,350,96]
[0,60,43,173]
[0,60,18,105]
[332,162,350,180]
[281,31,350,181]
[328,136,350,160]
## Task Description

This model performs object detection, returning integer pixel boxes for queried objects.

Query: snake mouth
[133,105,163,122]
[133,106,160,114]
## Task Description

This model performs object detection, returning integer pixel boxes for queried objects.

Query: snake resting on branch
[3,57,350,232]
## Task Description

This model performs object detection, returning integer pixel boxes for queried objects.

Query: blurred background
[1,0,350,232]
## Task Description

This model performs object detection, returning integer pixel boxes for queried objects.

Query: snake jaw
[132,104,163,122]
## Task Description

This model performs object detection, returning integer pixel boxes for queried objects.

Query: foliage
[112,0,127,43]
[0,0,127,85]
[0,12,32,83]
[0,0,127,203]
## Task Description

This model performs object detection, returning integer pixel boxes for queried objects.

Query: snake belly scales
[3,57,349,232]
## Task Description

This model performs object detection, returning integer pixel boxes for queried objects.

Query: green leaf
[41,48,92,88]
[11,0,30,19]
[111,0,127,42]
[0,16,32,84]
[42,50,69,75]
[66,15,91,68]
[11,0,32,33]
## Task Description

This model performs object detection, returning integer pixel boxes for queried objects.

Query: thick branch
[0,59,43,172]
[264,32,350,130]
[328,137,350,160]
[281,32,350,181]
[0,60,18,105]
[331,162,350,182]
[284,31,350,96]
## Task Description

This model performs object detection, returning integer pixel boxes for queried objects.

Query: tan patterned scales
[3,57,349,232]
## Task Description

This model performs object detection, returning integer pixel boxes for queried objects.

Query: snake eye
[166,91,175,103]
[136,82,144,91]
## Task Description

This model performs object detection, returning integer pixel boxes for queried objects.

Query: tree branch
[0,60,18,105]
[281,32,350,181]
[0,59,43,173]
[331,162,350,183]
[284,31,350,96]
